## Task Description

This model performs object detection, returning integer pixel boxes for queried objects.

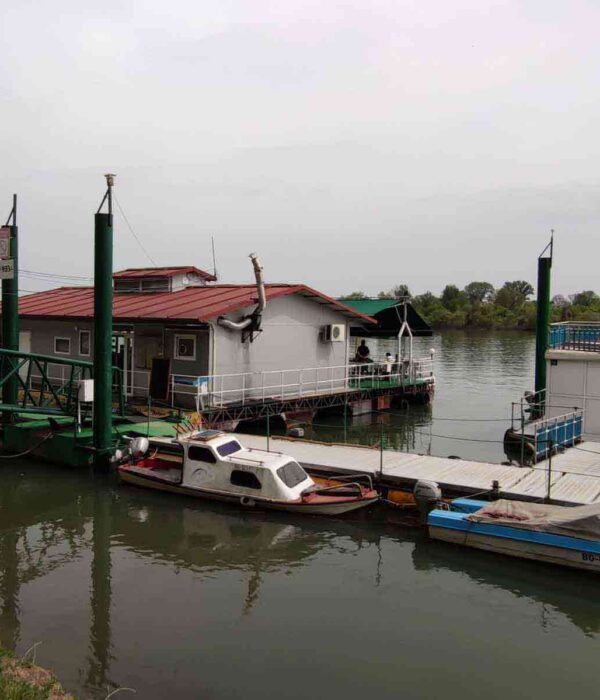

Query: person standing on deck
[355,339,371,363]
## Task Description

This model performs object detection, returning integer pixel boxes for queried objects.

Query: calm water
[295,330,536,463]
[3,331,600,700]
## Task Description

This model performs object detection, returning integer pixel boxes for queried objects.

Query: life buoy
[240,496,255,507]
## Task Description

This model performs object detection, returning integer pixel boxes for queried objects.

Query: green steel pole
[535,255,552,407]
[93,211,113,462]
[2,195,19,411]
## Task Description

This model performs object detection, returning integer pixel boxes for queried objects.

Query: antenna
[211,235,218,280]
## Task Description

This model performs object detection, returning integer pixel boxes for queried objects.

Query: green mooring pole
[2,194,19,412]
[93,176,115,465]
[534,235,553,412]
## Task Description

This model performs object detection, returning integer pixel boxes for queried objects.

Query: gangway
[0,348,125,418]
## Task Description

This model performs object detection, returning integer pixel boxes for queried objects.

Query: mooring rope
[0,431,54,459]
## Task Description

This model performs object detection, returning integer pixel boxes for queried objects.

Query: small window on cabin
[230,470,262,490]
[277,461,308,488]
[141,278,170,293]
[217,441,242,457]
[79,330,91,356]
[114,279,141,293]
[174,335,196,361]
[188,445,217,463]
[54,337,71,355]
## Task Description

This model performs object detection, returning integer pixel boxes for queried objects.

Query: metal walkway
[233,434,600,506]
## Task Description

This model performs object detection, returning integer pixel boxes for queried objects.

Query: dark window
[277,461,308,488]
[79,330,91,356]
[188,445,216,463]
[114,279,141,293]
[230,470,262,490]
[141,278,170,293]
[217,440,242,457]
[54,337,71,355]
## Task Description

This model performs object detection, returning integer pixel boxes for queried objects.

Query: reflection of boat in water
[118,430,378,516]
[412,531,600,635]
[428,498,600,573]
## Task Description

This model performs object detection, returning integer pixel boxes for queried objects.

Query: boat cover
[467,499,600,542]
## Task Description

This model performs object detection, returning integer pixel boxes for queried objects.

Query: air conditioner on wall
[323,324,346,342]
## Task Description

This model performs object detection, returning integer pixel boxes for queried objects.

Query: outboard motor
[413,480,442,524]
[130,437,150,460]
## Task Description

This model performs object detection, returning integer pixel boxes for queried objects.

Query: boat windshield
[277,461,309,488]
[217,440,242,457]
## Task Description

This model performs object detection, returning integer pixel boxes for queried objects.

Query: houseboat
[118,430,379,515]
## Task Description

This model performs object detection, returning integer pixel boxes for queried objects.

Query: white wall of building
[547,350,600,438]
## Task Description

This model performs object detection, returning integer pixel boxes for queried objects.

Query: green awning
[341,299,398,315]
[339,298,433,337]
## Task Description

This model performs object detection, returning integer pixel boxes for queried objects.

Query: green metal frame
[0,348,124,418]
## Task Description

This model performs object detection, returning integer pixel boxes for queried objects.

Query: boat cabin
[144,430,313,502]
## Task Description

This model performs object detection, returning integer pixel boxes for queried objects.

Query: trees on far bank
[341,280,600,329]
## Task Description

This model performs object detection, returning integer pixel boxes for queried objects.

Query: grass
[0,646,75,700]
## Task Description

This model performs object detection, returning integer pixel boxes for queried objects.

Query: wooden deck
[234,434,600,506]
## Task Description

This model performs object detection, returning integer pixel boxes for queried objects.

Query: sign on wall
[0,259,14,280]
[0,227,10,260]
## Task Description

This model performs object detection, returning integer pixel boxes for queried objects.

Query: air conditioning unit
[323,324,346,342]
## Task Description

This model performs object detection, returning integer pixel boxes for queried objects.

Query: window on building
[54,337,71,355]
[79,330,91,356]
[217,440,242,457]
[188,445,216,463]
[174,334,196,361]
[114,279,141,293]
[141,278,170,293]
[277,461,308,488]
[230,470,262,490]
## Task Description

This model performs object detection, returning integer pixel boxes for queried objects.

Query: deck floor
[234,434,600,506]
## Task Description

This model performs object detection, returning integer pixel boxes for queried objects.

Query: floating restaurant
[8,262,435,425]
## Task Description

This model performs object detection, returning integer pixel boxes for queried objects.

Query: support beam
[93,208,114,462]
[535,238,553,408]
[2,195,19,413]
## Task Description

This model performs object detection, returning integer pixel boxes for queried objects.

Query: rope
[114,194,158,267]
[0,431,53,459]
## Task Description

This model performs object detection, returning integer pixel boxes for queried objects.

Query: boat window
[230,470,261,490]
[277,461,308,488]
[217,440,242,457]
[188,445,217,463]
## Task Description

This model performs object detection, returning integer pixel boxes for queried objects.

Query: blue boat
[428,498,600,572]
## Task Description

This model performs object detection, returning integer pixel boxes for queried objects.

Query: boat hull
[119,468,378,516]
[429,508,600,573]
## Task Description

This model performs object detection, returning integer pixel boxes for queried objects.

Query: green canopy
[339,298,432,337]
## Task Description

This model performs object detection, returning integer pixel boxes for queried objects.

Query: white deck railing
[168,357,434,410]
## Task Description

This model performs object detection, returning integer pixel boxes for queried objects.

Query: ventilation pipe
[218,253,266,332]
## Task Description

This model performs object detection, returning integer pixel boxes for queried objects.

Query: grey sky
[1,0,598,298]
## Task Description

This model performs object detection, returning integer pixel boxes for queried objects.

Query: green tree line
[341,283,600,330]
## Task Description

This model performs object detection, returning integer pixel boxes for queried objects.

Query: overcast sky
[1,0,598,298]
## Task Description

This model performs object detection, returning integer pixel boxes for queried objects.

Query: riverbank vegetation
[341,283,600,330]
[0,647,74,700]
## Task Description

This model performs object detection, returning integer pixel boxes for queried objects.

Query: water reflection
[412,537,600,636]
[2,450,600,697]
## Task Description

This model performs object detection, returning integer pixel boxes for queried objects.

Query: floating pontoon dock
[231,434,600,506]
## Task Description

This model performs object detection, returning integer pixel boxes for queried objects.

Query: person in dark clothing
[355,340,371,362]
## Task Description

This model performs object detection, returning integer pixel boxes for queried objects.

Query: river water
[2,331,600,700]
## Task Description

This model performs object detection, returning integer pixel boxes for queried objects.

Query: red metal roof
[13,284,376,324]
[113,266,216,281]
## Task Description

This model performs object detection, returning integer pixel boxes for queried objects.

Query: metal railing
[510,389,584,464]
[198,357,434,408]
[532,409,584,461]
[549,322,600,352]
[70,356,434,411]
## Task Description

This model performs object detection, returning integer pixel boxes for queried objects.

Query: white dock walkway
[235,434,600,506]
